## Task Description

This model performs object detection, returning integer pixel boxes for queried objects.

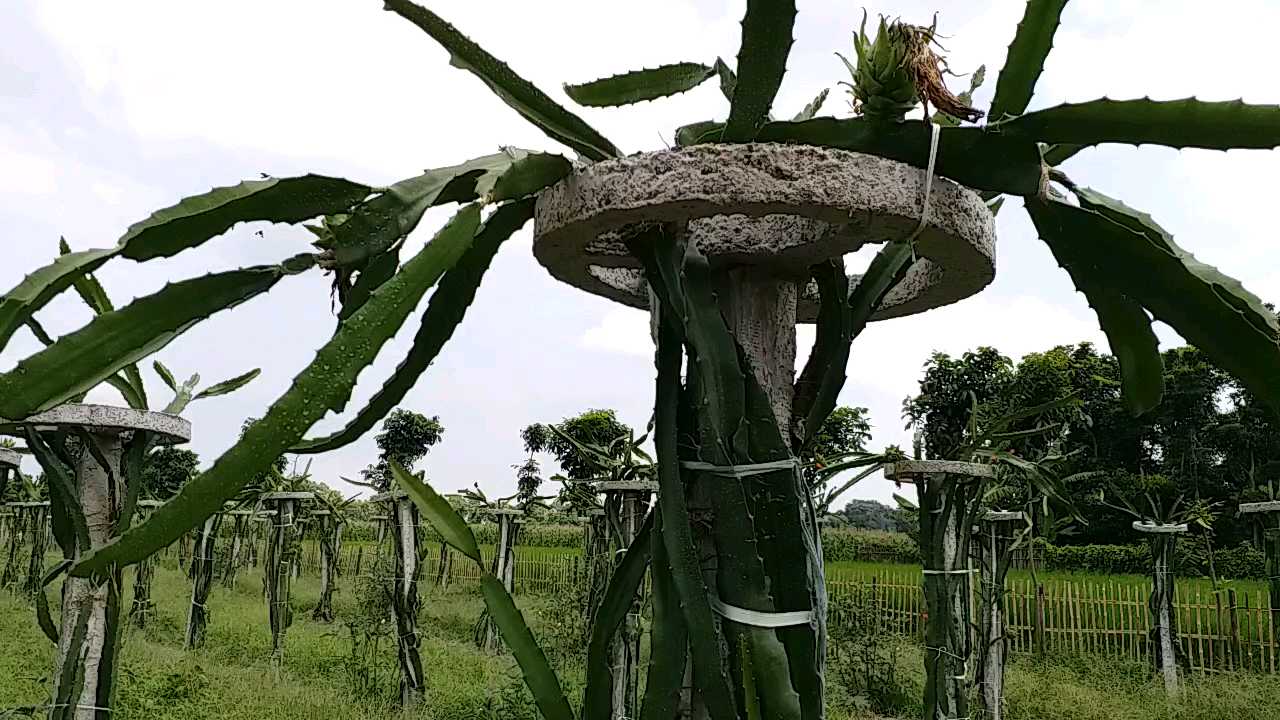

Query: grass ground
[4,556,1280,719]
[0,560,582,720]
[824,640,1280,720]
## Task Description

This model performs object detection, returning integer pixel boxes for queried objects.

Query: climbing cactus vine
[0,0,1276,719]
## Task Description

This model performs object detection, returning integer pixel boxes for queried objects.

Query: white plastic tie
[922,568,978,575]
[681,459,799,478]
[709,595,814,628]
[904,122,942,262]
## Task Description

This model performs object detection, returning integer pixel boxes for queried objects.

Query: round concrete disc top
[595,480,659,493]
[1239,501,1280,515]
[533,143,996,323]
[0,403,191,445]
[0,447,20,468]
[884,459,995,481]
[1132,521,1189,535]
[983,510,1028,523]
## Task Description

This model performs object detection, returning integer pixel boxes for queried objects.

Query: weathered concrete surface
[533,143,996,323]
[983,510,1028,523]
[713,266,798,435]
[0,403,191,445]
[885,459,995,481]
[0,447,18,468]
[1132,521,1189,535]
[595,480,659,493]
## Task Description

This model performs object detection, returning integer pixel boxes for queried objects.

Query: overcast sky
[2,0,1276,507]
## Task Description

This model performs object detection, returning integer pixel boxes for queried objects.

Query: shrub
[1037,539,1150,575]
[342,553,396,700]
[1214,543,1266,580]
[821,528,919,564]
[1030,537,1266,579]
[827,585,920,717]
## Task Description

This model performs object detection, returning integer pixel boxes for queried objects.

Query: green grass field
[4,554,1280,719]
[0,559,585,720]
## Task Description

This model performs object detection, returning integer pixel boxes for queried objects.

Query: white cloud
[31,0,740,175]
[0,126,59,195]
[581,308,653,356]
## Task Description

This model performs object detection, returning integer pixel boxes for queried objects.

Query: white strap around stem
[709,595,814,628]
[681,459,799,478]
[904,122,942,262]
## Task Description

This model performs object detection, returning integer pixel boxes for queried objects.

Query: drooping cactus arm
[0,175,371,355]
[292,199,536,454]
[1028,189,1280,419]
[563,62,718,107]
[381,0,620,160]
[791,241,914,449]
[0,260,310,419]
[68,205,484,577]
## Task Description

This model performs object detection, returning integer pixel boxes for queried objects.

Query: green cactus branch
[564,62,717,107]
[987,0,1069,121]
[0,175,370,356]
[582,514,653,718]
[292,199,534,455]
[723,0,797,141]
[996,97,1280,150]
[756,118,1043,195]
[69,204,483,577]
[0,260,308,418]
[382,0,620,160]
[120,175,372,262]
[791,87,829,121]
[325,150,538,268]
[1027,192,1280,420]
[633,227,740,720]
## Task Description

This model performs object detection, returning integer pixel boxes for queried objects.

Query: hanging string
[904,121,942,263]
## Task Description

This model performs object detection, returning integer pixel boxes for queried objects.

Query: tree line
[902,340,1279,548]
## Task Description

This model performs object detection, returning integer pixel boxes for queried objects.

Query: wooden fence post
[1034,584,1046,657]
[1227,589,1241,670]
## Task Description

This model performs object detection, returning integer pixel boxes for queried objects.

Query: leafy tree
[513,458,542,503]
[523,409,642,514]
[903,347,1013,460]
[141,447,200,499]
[834,499,896,531]
[902,340,1280,548]
[362,409,444,491]
[803,405,871,485]
[523,409,632,481]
